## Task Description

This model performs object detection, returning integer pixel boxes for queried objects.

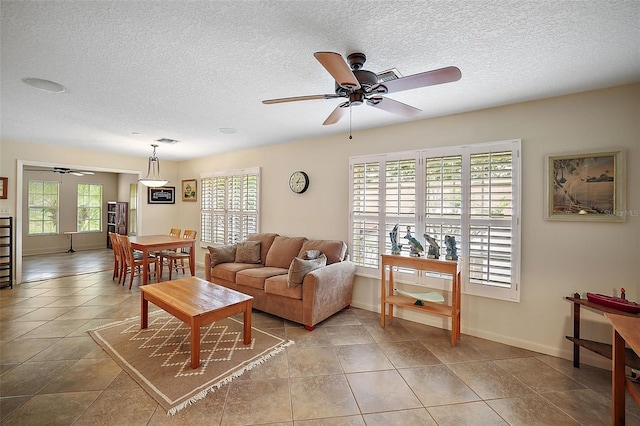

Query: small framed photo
[147,186,175,204]
[544,149,625,222]
[181,179,197,202]
[0,177,6,199]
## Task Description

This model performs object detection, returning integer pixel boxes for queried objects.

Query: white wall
[1,83,638,368]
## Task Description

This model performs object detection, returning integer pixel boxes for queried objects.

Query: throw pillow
[287,254,327,288]
[207,245,236,267]
[305,250,321,260]
[235,241,262,264]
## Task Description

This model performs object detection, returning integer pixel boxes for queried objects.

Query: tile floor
[1,250,639,425]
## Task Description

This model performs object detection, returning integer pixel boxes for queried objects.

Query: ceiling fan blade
[366,97,421,118]
[373,66,461,94]
[322,103,348,125]
[314,52,361,91]
[262,94,340,104]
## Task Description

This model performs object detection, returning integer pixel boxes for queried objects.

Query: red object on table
[586,292,640,314]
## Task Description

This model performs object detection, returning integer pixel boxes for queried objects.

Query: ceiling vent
[155,138,179,145]
[376,68,402,83]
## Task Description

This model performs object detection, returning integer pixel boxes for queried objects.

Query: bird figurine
[445,235,458,260]
[424,233,440,259]
[404,226,423,257]
[389,224,403,255]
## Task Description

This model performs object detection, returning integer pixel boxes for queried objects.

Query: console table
[565,293,640,369]
[380,254,461,346]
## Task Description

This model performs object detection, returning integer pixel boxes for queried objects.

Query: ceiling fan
[25,166,95,176]
[262,51,462,126]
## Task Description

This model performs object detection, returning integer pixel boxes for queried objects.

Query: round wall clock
[289,171,309,194]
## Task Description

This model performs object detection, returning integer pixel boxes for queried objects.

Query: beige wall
[1,83,638,367]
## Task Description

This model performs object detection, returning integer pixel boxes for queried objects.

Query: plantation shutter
[201,168,261,245]
[424,154,463,255]
[384,158,417,254]
[351,161,381,268]
[468,151,515,288]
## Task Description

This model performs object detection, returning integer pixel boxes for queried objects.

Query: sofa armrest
[301,260,356,327]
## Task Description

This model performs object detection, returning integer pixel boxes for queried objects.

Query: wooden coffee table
[140,276,253,369]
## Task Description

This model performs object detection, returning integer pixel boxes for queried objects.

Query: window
[349,140,521,301]
[28,180,59,235]
[201,167,260,245]
[77,183,103,232]
[129,183,137,235]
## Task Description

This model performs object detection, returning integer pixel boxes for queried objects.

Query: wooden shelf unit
[106,201,128,248]
[380,254,461,346]
[0,217,13,289]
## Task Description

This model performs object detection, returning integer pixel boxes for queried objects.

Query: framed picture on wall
[181,179,197,201]
[147,186,175,204]
[544,149,626,222]
[0,177,6,199]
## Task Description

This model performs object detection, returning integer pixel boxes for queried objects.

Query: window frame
[349,140,521,302]
[76,183,103,233]
[200,167,260,246]
[27,180,60,236]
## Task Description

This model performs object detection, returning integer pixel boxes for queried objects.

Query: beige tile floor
[1,249,639,425]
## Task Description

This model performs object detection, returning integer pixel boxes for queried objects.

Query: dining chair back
[169,228,181,237]
[161,229,197,280]
[109,232,124,283]
[118,234,160,289]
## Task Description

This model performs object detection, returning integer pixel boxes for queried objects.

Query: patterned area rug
[88,310,293,415]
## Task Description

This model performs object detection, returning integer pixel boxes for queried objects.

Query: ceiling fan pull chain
[349,102,353,140]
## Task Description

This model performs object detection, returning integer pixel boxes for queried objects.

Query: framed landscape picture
[181,179,197,201]
[147,186,175,204]
[544,149,625,222]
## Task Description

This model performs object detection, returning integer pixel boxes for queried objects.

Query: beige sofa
[204,233,356,330]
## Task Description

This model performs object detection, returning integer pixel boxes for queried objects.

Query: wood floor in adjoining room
[2,251,640,425]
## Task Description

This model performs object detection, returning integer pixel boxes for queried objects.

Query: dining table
[129,235,196,285]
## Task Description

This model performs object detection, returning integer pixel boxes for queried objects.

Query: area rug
[88,310,294,415]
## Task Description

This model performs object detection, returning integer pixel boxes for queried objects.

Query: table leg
[189,242,195,276]
[191,318,200,369]
[66,234,75,253]
[142,248,149,285]
[141,294,148,329]
[612,328,625,425]
[380,263,386,327]
[243,300,252,345]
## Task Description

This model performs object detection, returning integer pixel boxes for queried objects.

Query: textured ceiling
[1,1,639,161]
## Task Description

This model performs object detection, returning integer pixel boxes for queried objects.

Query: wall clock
[289,171,309,194]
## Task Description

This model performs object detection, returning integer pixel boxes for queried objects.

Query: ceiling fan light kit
[262,51,462,128]
[139,144,169,187]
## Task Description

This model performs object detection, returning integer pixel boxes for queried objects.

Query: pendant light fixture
[138,144,168,187]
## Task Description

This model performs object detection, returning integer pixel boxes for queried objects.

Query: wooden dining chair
[118,234,160,289]
[108,232,124,283]
[161,229,197,280]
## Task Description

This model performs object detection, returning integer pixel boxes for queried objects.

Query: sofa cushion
[265,274,303,300]
[236,267,288,290]
[287,254,327,287]
[235,241,262,264]
[211,262,262,283]
[247,233,278,264]
[207,245,237,267]
[298,240,347,264]
[265,236,308,269]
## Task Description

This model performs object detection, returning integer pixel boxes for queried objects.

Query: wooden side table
[380,254,461,346]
